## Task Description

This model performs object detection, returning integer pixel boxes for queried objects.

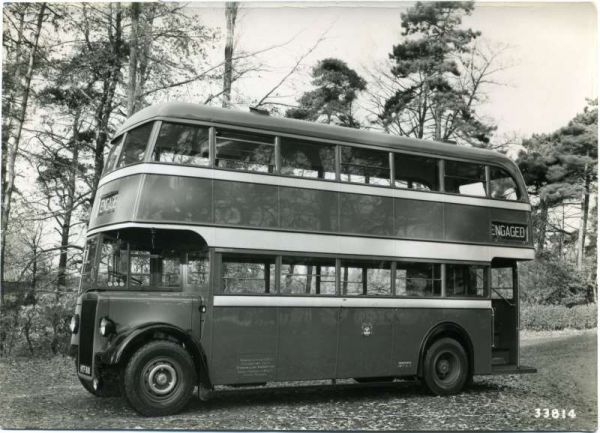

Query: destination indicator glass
[491,221,527,241]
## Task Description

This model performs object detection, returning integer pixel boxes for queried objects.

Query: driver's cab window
[95,232,208,292]
[97,237,128,288]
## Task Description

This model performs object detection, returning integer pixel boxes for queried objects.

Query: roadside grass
[521,303,597,331]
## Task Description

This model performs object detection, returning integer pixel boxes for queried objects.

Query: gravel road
[0,329,596,431]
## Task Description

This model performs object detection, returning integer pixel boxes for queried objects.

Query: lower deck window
[395,262,441,297]
[341,260,392,296]
[94,231,208,291]
[280,257,336,295]
[221,254,276,294]
[446,264,488,298]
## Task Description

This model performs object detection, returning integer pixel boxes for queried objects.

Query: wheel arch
[417,321,474,378]
[108,323,211,387]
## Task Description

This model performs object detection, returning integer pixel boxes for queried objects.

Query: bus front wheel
[422,337,468,395]
[123,340,197,416]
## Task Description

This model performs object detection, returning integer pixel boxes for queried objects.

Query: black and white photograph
[0,1,597,431]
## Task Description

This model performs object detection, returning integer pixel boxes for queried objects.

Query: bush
[521,303,598,331]
[519,255,594,305]
[0,288,76,357]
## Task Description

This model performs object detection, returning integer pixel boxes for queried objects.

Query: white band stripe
[87,223,535,262]
[213,295,491,309]
[98,163,531,211]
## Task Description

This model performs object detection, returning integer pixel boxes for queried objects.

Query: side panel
[276,307,338,380]
[390,308,493,376]
[90,172,532,250]
[209,306,278,384]
[336,307,395,378]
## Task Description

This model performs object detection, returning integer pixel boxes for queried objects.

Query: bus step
[492,348,510,365]
[490,364,537,375]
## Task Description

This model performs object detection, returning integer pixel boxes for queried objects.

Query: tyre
[422,337,468,395]
[123,340,197,416]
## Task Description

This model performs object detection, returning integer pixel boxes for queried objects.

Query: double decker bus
[69,103,536,416]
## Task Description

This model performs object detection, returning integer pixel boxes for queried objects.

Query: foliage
[519,255,594,306]
[521,303,597,331]
[0,288,76,357]
[286,58,366,127]
[517,100,597,302]
[374,2,496,145]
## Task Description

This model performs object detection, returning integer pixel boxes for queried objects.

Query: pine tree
[286,58,366,127]
[376,2,495,145]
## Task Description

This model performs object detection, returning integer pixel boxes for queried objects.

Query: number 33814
[534,408,576,419]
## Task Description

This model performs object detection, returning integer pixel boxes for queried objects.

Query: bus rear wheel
[123,341,196,416]
[422,337,468,395]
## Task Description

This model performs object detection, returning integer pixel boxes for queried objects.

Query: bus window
[215,129,275,173]
[446,264,488,298]
[280,257,336,295]
[154,122,210,166]
[444,161,486,196]
[491,267,514,300]
[340,146,391,186]
[97,238,129,288]
[489,167,521,201]
[187,252,209,289]
[116,123,154,169]
[103,135,125,174]
[221,254,276,294]
[340,260,392,296]
[395,262,441,297]
[394,153,440,191]
[280,137,336,180]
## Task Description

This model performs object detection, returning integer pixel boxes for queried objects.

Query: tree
[517,100,598,303]
[1,3,50,304]
[373,2,496,145]
[286,58,366,127]
[222,2,238,108]
[518,100,597,256]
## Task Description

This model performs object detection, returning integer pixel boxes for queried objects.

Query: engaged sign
[491,221,527,241]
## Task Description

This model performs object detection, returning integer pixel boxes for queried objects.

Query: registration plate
[79,364,91,375]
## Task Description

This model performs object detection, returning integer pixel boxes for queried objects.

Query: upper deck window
[153,122,209,166]
[280,138,336,180]
[340,146,391,186]
[103,135,125,174]
[394,153,440,191]
[215,129,275,173]
[489,166,521,201]
[116,123,154,169]
[444,160,486,197]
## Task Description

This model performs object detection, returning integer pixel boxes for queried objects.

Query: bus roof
[116,102,522,177]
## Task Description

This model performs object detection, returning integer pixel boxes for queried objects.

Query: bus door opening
[491,259,518,367]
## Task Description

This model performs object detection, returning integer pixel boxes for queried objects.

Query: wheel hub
[146,362,177,396]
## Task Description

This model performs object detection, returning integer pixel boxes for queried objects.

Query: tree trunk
[57,114,81,289]
[536,200,548,254]
[577,171,591,270]
[222,2,238,108]
[90,3,124,207]
[0,3,46,306]
[126,2,141,117]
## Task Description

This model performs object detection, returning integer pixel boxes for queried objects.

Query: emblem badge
[361,322,373,337]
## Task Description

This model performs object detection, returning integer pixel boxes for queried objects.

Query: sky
[186,1,598,140]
